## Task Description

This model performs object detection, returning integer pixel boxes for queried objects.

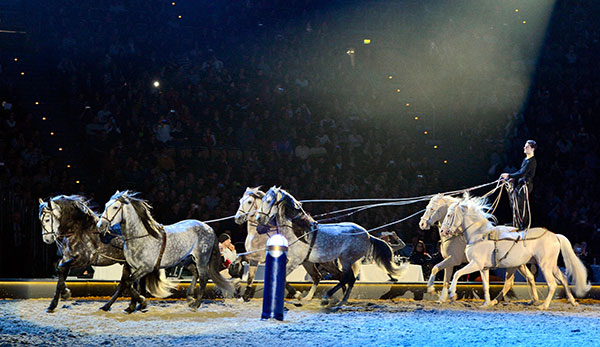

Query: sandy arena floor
[1,297,599,346]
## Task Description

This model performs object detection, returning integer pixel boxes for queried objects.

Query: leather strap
[154,232,167,271]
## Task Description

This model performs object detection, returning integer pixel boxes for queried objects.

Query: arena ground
[1,297,599,346]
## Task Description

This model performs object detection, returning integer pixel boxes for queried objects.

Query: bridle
[255,192,280,222]
[420,199,443,226]
[237,195,259,222]
[101,199,125,228]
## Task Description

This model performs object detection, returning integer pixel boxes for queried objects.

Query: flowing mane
[459,193,497,224]
[111,190,163,239]
[52,195,99,241]
[278,188,315,229]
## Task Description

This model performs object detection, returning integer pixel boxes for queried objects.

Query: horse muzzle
[96,219,109,234]
[419,220,430,230]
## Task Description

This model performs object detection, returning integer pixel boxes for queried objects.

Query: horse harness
[154,225,168,271]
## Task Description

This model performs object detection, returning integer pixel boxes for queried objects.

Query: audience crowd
[0,0,598,278]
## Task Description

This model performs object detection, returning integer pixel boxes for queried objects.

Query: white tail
[145,269,177,298]
[556,234,591,297]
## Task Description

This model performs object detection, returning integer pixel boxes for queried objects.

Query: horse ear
[50,200,60,211]
[276,191,283,202]
[39,198,44,204]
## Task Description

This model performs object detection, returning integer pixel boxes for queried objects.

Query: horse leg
[449,261,480,302]
[100,264,130,311]
[554,266,578,307]
[490,267,515,306]
[516,264,540,305]
[47,259,72,313]
[185,264,198,302]
[321,260,346,294]
[242,261,258,302]
[301,262,322,301]
[190,265,208,309]
[321,262,357,306]
[336,270,358,306]
[438,266,454,303]
[538,262,558,310]
[480,269,492,307]
[125,269,148,313]
[427,256,456,295]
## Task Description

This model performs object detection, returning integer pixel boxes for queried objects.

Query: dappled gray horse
[234,187,342,301]
[97,190,234,310]
[255,187,406,306]
[39,195,144,313]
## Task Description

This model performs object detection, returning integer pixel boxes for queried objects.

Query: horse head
[97,190,130,234]
[440,201,466,237]
[255,186,283,225]
[235,187,264,224]
[39,198,60,244]
[419,194,450,230]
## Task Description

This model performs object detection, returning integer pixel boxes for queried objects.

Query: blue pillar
[261,234,288,321]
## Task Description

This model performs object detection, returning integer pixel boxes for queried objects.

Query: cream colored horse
[440,196,590,309]
[420,194,539,305]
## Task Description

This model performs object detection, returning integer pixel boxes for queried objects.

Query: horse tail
[369,235,407,278]
[145,269,176,298]
[556,233,591,297]
[208,234,235,296]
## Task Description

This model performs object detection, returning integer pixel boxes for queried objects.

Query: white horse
[234,187,342,301]
[255,186,406,306]
[440,195,590,309]
[419,194,539,305]
[97,190,234,310]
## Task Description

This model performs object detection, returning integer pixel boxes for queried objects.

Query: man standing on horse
[501,140,537,229]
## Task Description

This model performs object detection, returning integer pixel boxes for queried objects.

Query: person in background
[218,233,237,270]
[409,240,432,278]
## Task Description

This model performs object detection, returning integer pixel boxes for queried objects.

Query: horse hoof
[45,307,56,313]
[427,286,436,294]
[124,307,135,314]
[136,301,148,311]
[99,305,111,312]
[571,301,579,307]
[320,298,329,306]
[186,296,195,303]
[61,288,72,300]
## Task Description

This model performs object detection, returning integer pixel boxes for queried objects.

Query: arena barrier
[2,279,600,302]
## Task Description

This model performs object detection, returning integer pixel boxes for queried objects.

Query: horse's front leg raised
[448,261,481,302]
[427,255,458,299]
[47,258,73,313]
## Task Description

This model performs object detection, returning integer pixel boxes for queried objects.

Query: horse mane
[51,195,99,241]
[246,186,265,199]
[459,193,497,223]
[277,188,315,229]
[112,190,163,239]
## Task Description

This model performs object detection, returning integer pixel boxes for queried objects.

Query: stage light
[444,160,448,164]
[388,75,393,79]
[424,131,428,135]
[67,164,71,168]
[20,72,25,76]
[58,147,63,151]
[153,80,160,88]
[515,9,519,12]
[178,15,182,19]
[172,2,175,5]
[76,180,80,184]
[363,39,371,45]
[14,58,18,62]
[414,116,419,120]
[522,20,527,24]
[35,101,39,105]
[396,89,401,92]
[406,103,410,107]
[346,49,355,55]
[42,117,46,121]
[434,145,438,149]
[50,132,54,136]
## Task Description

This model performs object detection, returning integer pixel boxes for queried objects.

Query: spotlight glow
[14,58,18,62]
[363,39,371,44]
[58,147,63,151]
[42,117,47,121]
[20,72,25,76]
[434,145,438,149]
[67,164,71,168]
[153,80,160,88]
[424,131,428,134]
[50,132,54,136]
[388,75,393,79]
